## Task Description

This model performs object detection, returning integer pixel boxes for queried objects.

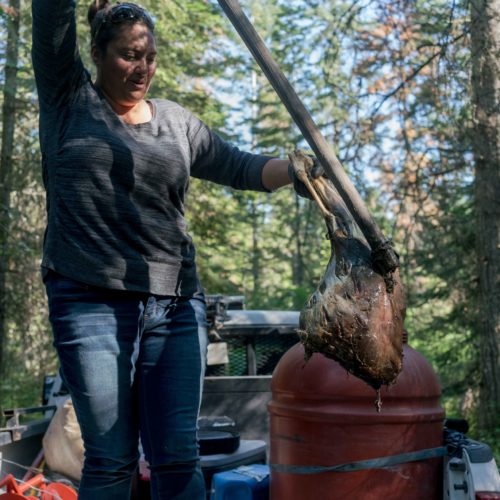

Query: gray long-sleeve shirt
[32,0,272,295]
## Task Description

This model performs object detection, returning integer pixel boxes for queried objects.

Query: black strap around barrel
[271,446,447,474]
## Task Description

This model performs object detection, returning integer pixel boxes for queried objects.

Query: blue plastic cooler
[210,463,270,500]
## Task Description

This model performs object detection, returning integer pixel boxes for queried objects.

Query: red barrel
[269,341,444,500]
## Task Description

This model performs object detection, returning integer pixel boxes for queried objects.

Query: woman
[32,1,307,499]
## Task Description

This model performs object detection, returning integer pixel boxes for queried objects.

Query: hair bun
[87,0,112,25]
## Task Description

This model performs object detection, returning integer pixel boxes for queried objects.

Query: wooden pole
[217,0,400,276]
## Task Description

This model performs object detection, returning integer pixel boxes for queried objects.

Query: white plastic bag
[43,398,84,481]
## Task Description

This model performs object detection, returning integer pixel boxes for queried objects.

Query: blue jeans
[44,271,208,500]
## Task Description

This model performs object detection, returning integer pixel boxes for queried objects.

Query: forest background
[0,0,499,456]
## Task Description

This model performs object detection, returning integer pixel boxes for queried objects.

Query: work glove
[288,157,325,199]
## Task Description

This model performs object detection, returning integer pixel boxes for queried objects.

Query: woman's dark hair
[88,1,155,53]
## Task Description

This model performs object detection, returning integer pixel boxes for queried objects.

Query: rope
[0,476,63,499]
[0,456,44,476]
[271,446,447,474]
[0,458,74,498]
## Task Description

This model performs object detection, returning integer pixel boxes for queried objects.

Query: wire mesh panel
[206,338,247,376]
[204,299,300,377]
[255,334,299,375]
[205,333,299,376]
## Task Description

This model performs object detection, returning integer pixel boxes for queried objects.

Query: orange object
[0,495,37,500]
[42,482,77,500]
[0,472,77,500]
[0,474,43,498]
[269,342,445,500]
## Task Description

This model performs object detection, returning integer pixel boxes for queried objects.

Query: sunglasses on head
[93,3,154,43]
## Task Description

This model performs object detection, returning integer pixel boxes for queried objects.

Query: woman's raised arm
[32,0,85,108]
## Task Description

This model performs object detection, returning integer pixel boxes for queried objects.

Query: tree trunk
[250,199,261,304]
[470,0,500,428]
[0,0,21,378]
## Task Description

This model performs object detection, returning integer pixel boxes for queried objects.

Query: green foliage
[0,1,54,411]
[0,0,235,410]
